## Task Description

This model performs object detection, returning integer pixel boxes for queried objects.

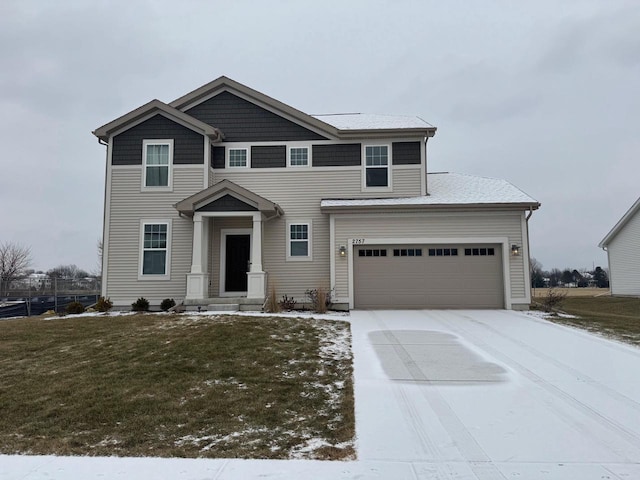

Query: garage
[353,244,504,309]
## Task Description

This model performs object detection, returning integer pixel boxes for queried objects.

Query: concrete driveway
[3,309,640,479]
[350,309,640,479]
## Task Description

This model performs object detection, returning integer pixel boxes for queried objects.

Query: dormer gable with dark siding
[112,114,204,165]
[185,91,328,142]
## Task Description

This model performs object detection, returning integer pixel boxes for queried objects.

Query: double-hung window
[289,147,309,167]
[229,148,248,167]
[142,223,169,276]
[365,145,389,188]
[288,222,312,260]
[143,140,172,188]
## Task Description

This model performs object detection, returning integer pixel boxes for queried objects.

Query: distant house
[599,197,640,297]
[93,76,540,310]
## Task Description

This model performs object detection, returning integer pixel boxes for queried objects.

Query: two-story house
[93,77,539,311]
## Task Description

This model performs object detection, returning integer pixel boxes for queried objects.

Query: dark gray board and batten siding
[112,114,204,165]
[312,144,361,167]
[196,194,258,212]
[251,145,286,168]
[186,91,328,142]
[392,142,421,165]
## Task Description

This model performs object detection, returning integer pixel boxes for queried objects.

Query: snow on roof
[320,173,539,208]
[312,113,433,130]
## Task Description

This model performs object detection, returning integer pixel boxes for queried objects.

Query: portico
[174,180,283,303]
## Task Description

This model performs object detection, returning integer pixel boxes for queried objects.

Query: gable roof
[174,179,283,218]
[170,76,340,139]
[320,173,540,210]
[92,99,223,143]
[599,196,640,248]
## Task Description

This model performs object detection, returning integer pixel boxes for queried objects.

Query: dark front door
[225,234,250,292]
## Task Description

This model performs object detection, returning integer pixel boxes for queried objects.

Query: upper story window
[143,140,173,188]
[288,147,309,167]
[229,148,249,168]
[364,145,389,188]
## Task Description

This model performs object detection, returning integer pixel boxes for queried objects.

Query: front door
[224,234,250,293]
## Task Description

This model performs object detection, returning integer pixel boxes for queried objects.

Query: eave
[599,197,640,248]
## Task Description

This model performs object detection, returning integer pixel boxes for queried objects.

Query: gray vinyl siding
[197,194,258,212]
[333,211,526,302]
[251,145,286,168]
[607,211,640,296]
[392,141,421,165]
[212,146,225,169]
[185,91,327,142]
[105,166,204,306]
[313,144,361,167]
[210,167,421,303]
[112,114,204,165]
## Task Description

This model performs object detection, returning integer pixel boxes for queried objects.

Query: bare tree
[0,242,32,296]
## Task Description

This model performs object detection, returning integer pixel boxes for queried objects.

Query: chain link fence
[0,277,102,318]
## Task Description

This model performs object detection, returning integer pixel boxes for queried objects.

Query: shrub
[305,288,332,313]
[65,301,85,315]
[160,298,176,312]
[95,296,113,312]
[265,287,281,313]
[131,297,150,312]
[278,295,297,311]
[541,288,567,313]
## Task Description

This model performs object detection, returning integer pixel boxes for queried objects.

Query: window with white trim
[143,140,172,188]
[288,223,311,259]
[365,145,389,188]
[142,223,168,275]
[229,148,248,167]
[289,147,309,167]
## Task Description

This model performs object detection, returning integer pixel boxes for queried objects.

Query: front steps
[183,297,264,312]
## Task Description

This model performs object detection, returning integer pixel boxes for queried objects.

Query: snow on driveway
[3,310,640,479]
[351,309,640,479]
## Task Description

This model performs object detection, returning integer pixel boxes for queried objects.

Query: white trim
[101,138,113,298]
[203,137,210,189]
[286,220,313,262]
[346,236,512,309]
[520,211,532,303]
[142,139,173,191]
[219,228,252,296]
[227,147,250,168]
[420,137,427,196]
[213,165,364,174]
[138,219,172,281]
[329,214,336,294]
[287,146,311,168]
[192,191,258,212]
[362,144,392,193]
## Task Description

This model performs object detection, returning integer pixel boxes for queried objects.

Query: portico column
[247,212,266,299]
[251,213,263,272]
[185,213,210,300]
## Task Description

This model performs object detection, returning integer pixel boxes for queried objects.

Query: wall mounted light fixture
[339,245,347,257]
[511,244,521,256]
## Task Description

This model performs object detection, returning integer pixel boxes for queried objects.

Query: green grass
[542,296,640,346]
[0,313,354,459]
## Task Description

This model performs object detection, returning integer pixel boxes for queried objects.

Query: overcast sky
[1,0,638,273]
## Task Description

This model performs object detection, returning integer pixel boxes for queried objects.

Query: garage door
[354,244,504,309]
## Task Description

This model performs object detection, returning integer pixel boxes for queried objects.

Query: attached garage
[353,244,504,309]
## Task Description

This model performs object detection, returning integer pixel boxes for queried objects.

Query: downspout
[526,206,534,300]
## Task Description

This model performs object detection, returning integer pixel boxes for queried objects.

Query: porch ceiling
[174,179,283,218]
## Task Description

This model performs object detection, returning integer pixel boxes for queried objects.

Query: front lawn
[0,313,354,459]
[541,296,640,346]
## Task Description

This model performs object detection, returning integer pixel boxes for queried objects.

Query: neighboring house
[599,197,640,297]
[93,76,540,310]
